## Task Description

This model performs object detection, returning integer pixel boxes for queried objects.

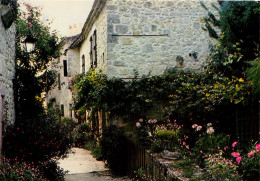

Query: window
[82,55,85,73]
[61,104,64,117]
[58,73,61,90]
[90,30,97,68]
[63,60,68,77]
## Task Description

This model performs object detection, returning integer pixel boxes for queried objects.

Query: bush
[0,158,43,180]
[38,160,67,181]
[74,123,92,147]
[3,113,74,164]
[205,151,241,180]
[100,125,127,175]
[83,140,103,161]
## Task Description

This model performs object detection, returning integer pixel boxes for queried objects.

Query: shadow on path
[58,148,130,181]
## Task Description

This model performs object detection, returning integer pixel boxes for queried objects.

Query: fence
[126,138,148,176]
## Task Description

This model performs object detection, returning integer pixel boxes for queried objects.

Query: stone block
[122,38,132,45]
[115,25,128,34]
[107,5,117,10]
[131,8,140,14]
[143,44,154,53]
[107,14,120,24]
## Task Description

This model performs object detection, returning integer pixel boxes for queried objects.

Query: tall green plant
[15,3,60,120]
[201,1,260,76]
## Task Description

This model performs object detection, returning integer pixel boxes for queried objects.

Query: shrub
[38,160,67,181]
[3,112,74,164]
[0,158,43,180]
[150,139,165,153]
[83,140,103,161]
[100,125,127,175]
[74,123,92,147]
[205,151,241,180]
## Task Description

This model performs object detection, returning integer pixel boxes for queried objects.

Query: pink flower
[232,141,238,148]
[196,125,202,131]
[207,123,212,127]
[248,151,255,157]
[206,127,214,134]
[136,122,141,128]
[231,152,240,157]
[183,142,186,146]
[256,144,260,151]
[29,22,32,27]
[236,156,242,164]
[192,124,198,129]
[139,118,143,123]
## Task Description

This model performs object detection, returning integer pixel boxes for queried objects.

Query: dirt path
[58,148,130,181]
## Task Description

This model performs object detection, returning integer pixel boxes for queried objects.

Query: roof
[58,34,80,50]
[69,0,106,49]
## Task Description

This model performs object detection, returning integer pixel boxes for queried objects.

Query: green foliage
[38,160,66,181]
[132,168,155,181]
[246,58,260,93]
[15,3,60,120]
[83,140,103,161]
[74,123,92,147]
[70,68,256,139]
[150,140,165,153]
[0,159,43,180]
[201,1,260,76]
[3,110,74,164]
[174,159,196,178]
[205,151,241,180]
[100,125,127,175]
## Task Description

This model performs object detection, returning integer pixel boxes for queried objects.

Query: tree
[15,3,60,120]
[202,1,260,76]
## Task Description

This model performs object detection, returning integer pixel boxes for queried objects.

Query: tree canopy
[202,1,260,76]
[15,3,60,120]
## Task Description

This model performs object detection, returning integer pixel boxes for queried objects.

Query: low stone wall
[146,151,205,181]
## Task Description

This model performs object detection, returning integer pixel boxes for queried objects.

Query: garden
[0,1,259,180]
[68,1,259,180]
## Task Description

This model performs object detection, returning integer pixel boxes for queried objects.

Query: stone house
[0,1,16,126]
[46,35,80,119]
[47,0,218,122]
[69,0,218,79]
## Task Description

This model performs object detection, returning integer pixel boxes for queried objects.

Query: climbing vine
[70,68,255,126]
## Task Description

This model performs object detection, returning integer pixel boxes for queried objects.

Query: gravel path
[58,148,130,181]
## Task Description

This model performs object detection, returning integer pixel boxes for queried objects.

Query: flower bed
[134,118,260,180]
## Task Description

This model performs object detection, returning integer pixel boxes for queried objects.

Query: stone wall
[106,0,218,78]
[80,6,107,73]
[0,4,16,125]
[46,37,80,119]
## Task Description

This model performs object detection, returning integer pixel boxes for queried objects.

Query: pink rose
[236,156,242,164]
[248,151,255,157]
[231,152,240,157]
[256,144,260,151]
[232,141,238,148]
[183,142,186,146]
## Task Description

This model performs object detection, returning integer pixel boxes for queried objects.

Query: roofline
[69,0,106,49]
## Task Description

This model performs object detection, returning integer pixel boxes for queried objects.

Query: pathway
[58,148,130,181]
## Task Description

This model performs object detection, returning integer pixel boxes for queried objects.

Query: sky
[19,0,95,37]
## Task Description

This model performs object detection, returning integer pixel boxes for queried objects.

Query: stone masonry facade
[49,0,218,120]
[0,3,16,125]
[106,0,218,78]
[46,36,79,119]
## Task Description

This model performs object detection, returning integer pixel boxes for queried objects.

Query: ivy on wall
[70,68,255,127]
